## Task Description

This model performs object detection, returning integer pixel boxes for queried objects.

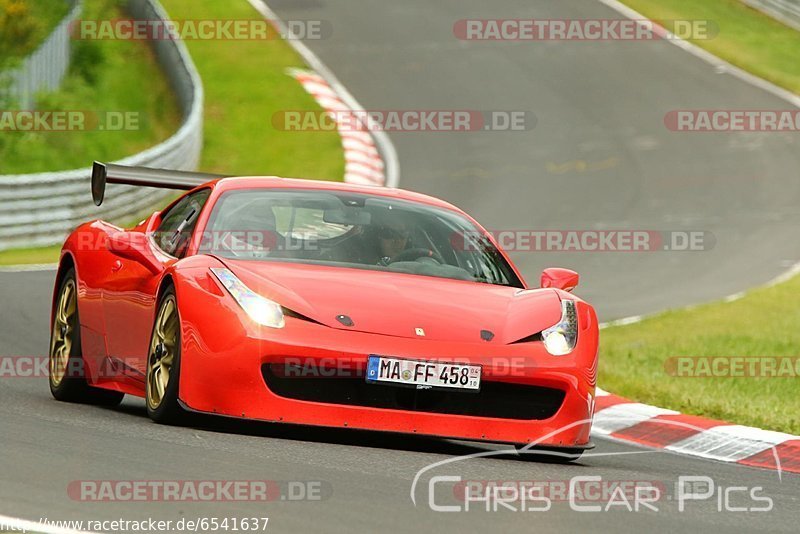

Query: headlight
[210,268,285,328]
[541,300,577,356]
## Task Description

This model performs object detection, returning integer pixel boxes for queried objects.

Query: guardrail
[0,0,204,251]
[4,0,83,109]
[742,0,800,31]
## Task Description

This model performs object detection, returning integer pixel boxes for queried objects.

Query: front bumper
[177,284,598,447]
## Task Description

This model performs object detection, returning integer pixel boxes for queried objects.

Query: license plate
[366,355,481,391]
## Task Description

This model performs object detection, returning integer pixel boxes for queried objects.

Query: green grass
[623,0,800,94]
[596,0,800,434]
[160,0,344,179]
[600,272,800,434]
[0,244,62,265]
[1,0,344,264]
[0,0,182,173]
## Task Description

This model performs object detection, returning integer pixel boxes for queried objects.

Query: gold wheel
[49,269,124,406]
[50,279,77,387]
[146,295,178,410]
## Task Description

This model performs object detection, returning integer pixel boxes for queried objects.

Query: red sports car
[49,162,599,458]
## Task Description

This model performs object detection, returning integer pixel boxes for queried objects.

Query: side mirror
[540,268,579,292]
[108,231,163,274]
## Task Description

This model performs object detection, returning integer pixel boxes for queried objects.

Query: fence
[741,0,800,31]
[0,0,204,251]
[4,0,82,109]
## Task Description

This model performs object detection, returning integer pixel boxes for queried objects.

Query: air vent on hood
[283,307,324,325]
[511,332,542,344]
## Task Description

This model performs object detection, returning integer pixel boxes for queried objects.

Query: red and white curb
[586,0,800,477]
[290,69,386,187]
[288,51,800,477]
[247,0,399,188]
[258,0,800,478]
[3,0,795,481]
[593,388,800,474]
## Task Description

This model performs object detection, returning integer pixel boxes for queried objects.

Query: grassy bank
[159,0,343,178]
[593,0,800,435]
[1,0,344,265]
[0,0,181,173]
[0,244,62,265]
[600,271,800,434]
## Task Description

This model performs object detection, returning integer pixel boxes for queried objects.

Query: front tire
[49,268,125,406]
[146,287,185,424]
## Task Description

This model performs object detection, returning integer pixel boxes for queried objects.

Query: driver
[374,216,411,265]
[328,208,426,265]
[342,209,413,265]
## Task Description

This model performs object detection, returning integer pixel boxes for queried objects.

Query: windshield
[199,189,523,288]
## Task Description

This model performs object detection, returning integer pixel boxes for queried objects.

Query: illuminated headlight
[210,268,285,328]
[541,300,578,356]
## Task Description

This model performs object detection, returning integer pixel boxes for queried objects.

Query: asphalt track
[2,0,800,532]
[268,0,800,321]
[1,271,799,532]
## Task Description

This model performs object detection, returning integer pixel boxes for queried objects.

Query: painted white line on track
[0,264,58,273]
[599,0,800,110]
[593,0,800,327]
[0,0,407,275]
[242,0,800,476]
[3,0,796,478]
[247,0,400,187]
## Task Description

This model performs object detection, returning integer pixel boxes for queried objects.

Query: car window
[153,189,211,258]
[273,206,352,240]
[201,189,523,288]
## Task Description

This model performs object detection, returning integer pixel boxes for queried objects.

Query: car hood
[219,259,563,344]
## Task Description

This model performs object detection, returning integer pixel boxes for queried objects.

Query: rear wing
[91,161,228,206]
